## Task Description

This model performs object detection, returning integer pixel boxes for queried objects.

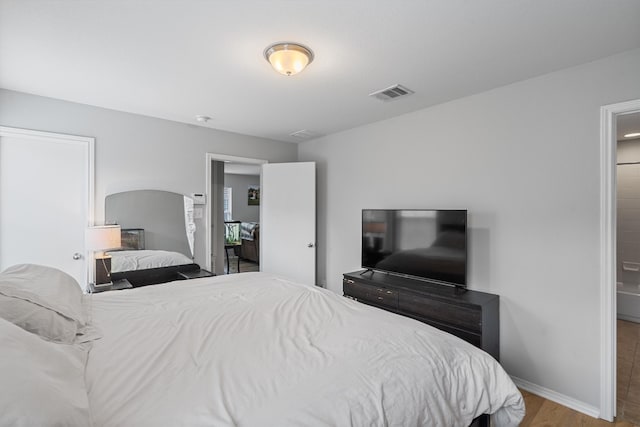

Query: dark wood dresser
[343,270,500,361]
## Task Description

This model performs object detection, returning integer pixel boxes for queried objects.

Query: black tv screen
[362,209,467,287]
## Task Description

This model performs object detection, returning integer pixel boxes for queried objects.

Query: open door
[261,162,316,285]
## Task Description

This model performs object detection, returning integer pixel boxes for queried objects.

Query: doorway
[221,161,262,274]
[614,110,640,423]
[601,99,640,422]
[205,155,317,284]
[205,153,267,275]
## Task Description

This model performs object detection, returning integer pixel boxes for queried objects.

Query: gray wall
[0,89,297,267]
[224,173,260,223]
[298,49,640,412]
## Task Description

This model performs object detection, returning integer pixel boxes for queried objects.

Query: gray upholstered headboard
[105,190,193,258]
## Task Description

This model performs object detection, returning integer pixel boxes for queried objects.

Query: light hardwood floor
[519,319,640,426]
[618,319,640,424]
[520,389,637,426]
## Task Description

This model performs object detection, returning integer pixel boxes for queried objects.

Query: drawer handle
[377,296,383,300]
[345,279,354,284]
[386,290,392,294]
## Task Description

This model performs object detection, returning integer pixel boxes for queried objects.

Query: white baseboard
[511,376,600,419]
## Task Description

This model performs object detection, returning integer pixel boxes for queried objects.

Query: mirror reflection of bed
[105,189,211,286]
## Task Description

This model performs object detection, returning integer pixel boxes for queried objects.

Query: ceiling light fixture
[264,42,314,76]
[625,132,640,138]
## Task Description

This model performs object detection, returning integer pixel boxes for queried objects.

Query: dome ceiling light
[264,42,314,76]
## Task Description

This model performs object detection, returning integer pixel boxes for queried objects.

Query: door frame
[0,126,95,286]
[600,98,640,421]
[204,153,267,272]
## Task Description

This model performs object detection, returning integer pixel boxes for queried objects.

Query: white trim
[512,376,599,419]
[600,98,640,421]
[0,126,95,290]
[0,126,94,144]
[204,153,267,272]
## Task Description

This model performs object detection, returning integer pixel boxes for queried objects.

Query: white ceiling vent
[289,129,321,139]
[369,84,415,102]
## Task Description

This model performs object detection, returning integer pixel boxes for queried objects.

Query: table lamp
[87,225,121,285]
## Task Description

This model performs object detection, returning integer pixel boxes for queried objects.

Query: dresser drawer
[399,293,481,332]
[343,279,369,300]
[368,286,398,308]
[343,270,499,361]
[343,279,399,309]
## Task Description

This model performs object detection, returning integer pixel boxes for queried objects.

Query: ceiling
[1,1,640,143]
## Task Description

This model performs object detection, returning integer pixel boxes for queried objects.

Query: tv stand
[454,285,468,295]
[343,270,499,361]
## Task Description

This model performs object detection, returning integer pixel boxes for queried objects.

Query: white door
[261,162,316,285]
[0,127,93,288]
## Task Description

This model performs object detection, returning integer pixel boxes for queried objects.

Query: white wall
[298,49,640,412]
[0,89,297,267]
[224,173,260,223]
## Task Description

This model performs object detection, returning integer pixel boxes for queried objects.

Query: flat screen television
[362,209,467,287]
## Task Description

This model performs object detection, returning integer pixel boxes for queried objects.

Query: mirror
[105,190,196,276]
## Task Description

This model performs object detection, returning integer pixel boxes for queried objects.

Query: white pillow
[0,264,87,326]
[0,317,92,426]
[0,293,78,343]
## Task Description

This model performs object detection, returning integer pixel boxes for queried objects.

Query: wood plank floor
[520,389,637,426]
[618,319,640,424]
[225,256,259,274]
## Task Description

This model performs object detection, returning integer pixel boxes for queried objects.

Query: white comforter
[107,249,193,272]
[86,273,524,426]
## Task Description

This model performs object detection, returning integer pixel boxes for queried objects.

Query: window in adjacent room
[223,187,232,221]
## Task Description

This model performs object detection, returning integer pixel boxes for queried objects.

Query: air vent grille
[369,84,415,102]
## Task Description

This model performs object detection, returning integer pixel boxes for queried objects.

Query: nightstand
[88,278,133,294]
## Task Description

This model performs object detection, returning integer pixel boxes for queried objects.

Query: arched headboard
[105,190,194,258]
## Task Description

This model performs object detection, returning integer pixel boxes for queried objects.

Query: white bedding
[86,272,524,426]
[107,249,193,272]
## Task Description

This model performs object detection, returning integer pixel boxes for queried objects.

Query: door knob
[73,253,82,260]
[307,243,314,248]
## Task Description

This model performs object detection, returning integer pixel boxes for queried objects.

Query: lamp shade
[264,42,314,76]
[86,225,121,251]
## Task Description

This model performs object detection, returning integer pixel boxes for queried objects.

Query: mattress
[85,272,524,426]
[107,249,193,273]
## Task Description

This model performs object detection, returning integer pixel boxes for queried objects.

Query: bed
[108,249,201,287]
[105,190,199,286]
[108,249,194,273]
[0,264,525,426]
[108,228,200,287]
